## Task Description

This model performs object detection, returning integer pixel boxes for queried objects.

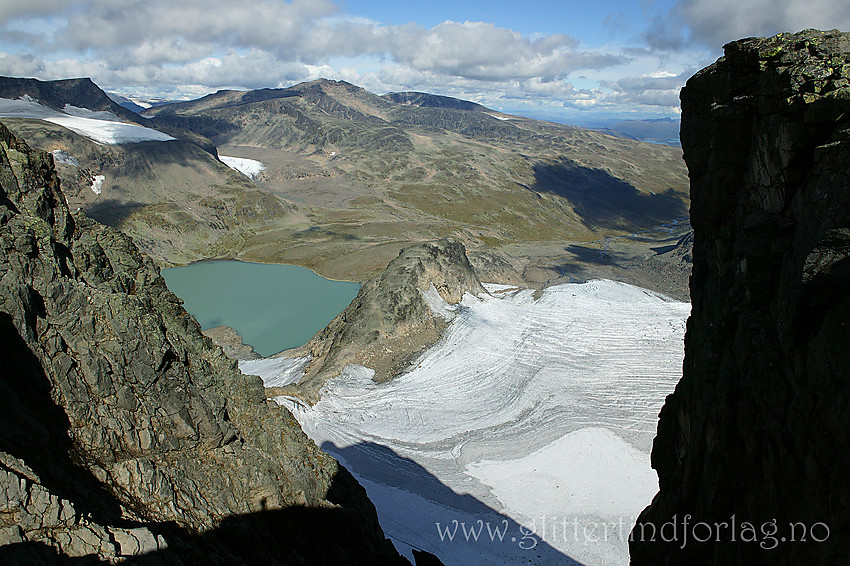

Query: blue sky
[0,0,848,124]
[341,0,657,39]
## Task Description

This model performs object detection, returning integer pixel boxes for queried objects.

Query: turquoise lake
[162,261,359,357]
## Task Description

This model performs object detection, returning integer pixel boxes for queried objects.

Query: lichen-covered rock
[631,29,850,565]
[288,238,485,402]
[0,120,406,564]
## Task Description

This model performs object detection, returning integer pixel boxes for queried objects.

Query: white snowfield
[218,155,266,179]
[239,356,310,388]
[50,150,79,167]
[90,175,105,195]
[0,96,175,145]
[266,279,689,566]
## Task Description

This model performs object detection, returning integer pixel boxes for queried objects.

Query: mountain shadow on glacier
[324,441,584,565]
[0,465,411,565]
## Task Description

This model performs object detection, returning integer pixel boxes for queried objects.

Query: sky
[1,0,849,124]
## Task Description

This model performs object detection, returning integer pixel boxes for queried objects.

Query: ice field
[249,280,690,565]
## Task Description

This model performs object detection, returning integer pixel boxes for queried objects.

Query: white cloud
[602,72,682,92]
[646,0,850,51]
[0,1,70,23]
[381,21,618,81]
[0,52,46,77]
[52,0,339,52]
[0,0,701,118]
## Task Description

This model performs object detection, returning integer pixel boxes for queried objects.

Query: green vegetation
[4,78,689,283]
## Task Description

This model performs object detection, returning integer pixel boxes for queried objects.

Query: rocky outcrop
[631,30,850,564]
[287,239,485,402]
[381,91,488,112]
[203,325,262,360]
[466,248,525,287]
[0,121,406,563]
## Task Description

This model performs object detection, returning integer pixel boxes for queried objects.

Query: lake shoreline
[162,260,360,357]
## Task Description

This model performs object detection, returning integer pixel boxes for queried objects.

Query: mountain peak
[0,75,144,124]
[383,91,489,112]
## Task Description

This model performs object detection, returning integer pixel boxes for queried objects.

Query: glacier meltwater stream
[241,280,690,566]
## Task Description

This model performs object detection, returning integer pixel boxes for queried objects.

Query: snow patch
[482,282,520,295]
[50,150,79,167]
[239,356,310,387]
[420,283,461,321]
[90,175,105,195]
[466,427,657,519]
[0,95,56,118]
[219,155,266,179]
[0,96,175,144]
[62,104,123,122]
[44,115,175,144]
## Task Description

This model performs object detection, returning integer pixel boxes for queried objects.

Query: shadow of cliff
[0,312,128,526]
[533,161,688,231]
[0,542,103,565]
[538,244,631,284]
[0,454,410,565]
[124,466,410,565]
[323,441,585,566]
[1,503,408,566]
[0,313,409,565]
[84,199,146,228]
[564,243,623,266]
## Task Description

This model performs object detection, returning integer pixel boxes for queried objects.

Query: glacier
[219,155,266,178]
[262,279,689,565]
[0,96,175,144]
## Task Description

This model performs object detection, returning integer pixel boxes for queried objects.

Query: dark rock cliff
[0,121,406,564]
[631,29,850,565]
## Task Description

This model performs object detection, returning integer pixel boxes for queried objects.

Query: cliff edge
[0,121,405,563]
[631,29,850,564]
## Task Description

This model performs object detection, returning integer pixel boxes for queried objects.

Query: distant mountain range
[597,117,681,147]
[0,75,688,283]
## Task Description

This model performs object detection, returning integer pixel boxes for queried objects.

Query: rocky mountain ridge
[631,28,850,565]
[0,76,144,125]
[382,91,489,111]
[0,75,303,267]
[1,75,690,294]
[141,77,689,284]
[278,238,486,403]
[0,120,406,564]
[0,76,219,154]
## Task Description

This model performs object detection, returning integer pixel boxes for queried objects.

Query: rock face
[287,239,485,402]
[631,30,850,564]
[0,121,405,563]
